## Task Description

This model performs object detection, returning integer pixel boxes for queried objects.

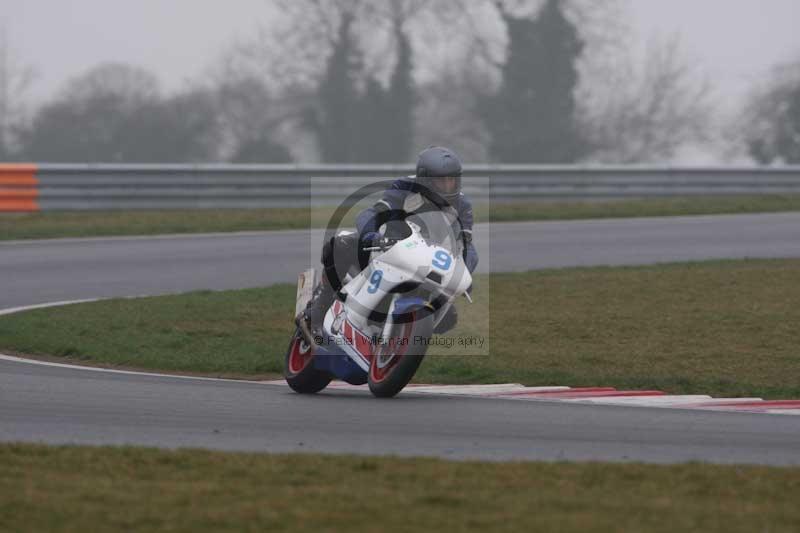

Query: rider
[296,146,479,341]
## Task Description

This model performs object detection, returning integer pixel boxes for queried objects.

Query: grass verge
[2,195,800,240]
[1,259,798,398]
[1,443,799,533]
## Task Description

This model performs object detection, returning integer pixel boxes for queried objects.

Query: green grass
[1,443,799,533]
[0,208,328,240]
[2,195,800,240]
[0,287,294,376]
[1,259,799,398]
[428,259,800,398]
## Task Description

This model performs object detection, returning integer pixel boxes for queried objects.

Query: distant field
[1,443,798,533]
[2,194,800,240]
[1,259,798,399]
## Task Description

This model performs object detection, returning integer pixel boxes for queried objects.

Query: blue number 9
[432,250,452,271]
[367,270,383,294]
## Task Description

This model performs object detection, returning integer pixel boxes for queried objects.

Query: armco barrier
[1,163,800,211]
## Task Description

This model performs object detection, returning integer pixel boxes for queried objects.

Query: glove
[361,231,382,247]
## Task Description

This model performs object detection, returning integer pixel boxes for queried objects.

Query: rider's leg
[300,272,336,334]
[296,232,360,339]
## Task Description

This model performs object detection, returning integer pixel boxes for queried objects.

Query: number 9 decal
[367,269,383,293]
[432,250,452,271]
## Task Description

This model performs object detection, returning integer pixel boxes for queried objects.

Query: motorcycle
[284,209,473,398]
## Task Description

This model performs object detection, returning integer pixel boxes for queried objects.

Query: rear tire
[284,329,332,394]
[368,311,434,398]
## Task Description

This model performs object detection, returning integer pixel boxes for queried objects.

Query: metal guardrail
[1,163,800,211]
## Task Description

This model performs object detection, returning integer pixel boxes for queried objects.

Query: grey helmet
[415,146,462,201]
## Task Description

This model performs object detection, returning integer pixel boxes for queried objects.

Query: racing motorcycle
[284,209,473,398]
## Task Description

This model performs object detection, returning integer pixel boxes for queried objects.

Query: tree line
[1,0,798,164]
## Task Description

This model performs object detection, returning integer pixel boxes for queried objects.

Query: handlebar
[362,238,397,253]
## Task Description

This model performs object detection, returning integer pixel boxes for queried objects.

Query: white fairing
[322,220,472,371]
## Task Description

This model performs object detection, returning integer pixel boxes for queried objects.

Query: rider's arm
[459,196,479,273]
[355,181,409,237]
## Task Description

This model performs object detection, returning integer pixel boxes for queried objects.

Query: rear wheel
[368,311,434,398]
[284,329,332,394]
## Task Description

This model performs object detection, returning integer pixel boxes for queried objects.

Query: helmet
[415,146,462,202]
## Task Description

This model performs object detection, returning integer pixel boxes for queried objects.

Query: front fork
[378,294,399,347]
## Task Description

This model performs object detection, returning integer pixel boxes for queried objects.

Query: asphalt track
[2,213,800,464]
[3,356,800,464]
[2,212,799,309]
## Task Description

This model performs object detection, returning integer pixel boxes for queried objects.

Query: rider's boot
[295,275,336,346]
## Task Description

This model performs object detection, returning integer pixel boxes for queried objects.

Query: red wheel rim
[288,335,314,374]
[370,314,414,383]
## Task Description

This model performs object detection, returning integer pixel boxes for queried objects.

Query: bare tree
[425,0,627,162]
[0,28,35,159]
[61,62,160,109]
[211,0,430,162]
[207,0,372,162]
[740,60,800,164]
[582,36,713,163]
[23,63,160,161]
[23,62,222,162]
[414,60,494,162]
[448,0,627,78]
[473,2,712,163]
[209,66,297,162]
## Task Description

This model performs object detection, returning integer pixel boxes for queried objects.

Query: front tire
[284,329,332,394]
[368,311,434,398]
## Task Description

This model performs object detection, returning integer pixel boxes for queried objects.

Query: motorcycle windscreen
[404,208,465,258]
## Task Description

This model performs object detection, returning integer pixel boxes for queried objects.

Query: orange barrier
[0,164,39,212]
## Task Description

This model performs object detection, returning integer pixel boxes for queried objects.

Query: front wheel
[368,311,434,398]
[284,329,332,394]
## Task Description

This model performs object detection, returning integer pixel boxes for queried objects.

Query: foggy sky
[2,0,799,106]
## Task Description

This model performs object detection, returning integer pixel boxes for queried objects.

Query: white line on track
[0,299,101,316]
[0,353,266,384]
[0,228,314,247]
